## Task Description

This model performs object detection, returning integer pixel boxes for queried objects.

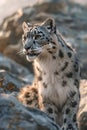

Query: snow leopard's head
[22,18,57,61]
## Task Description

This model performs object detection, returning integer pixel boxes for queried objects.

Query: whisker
[30,48,42,52]
[17,50,24,56]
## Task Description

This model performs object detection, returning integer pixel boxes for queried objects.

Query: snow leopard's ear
[22,22,32,32]
[42,18,56,33]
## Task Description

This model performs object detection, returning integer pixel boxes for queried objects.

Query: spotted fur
[18,18,80,130]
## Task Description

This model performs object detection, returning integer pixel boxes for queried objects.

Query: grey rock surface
[0,94,60,130]
[0,54,33,94]
[77,80,87,130]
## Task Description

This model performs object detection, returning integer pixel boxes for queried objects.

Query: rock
[78,112,87,130]
[0,31,11,52]
[0,54,31,77]
[0,94,60,130]
[0,54,33,94]
[35,0,68,14]
[77,80,87,130]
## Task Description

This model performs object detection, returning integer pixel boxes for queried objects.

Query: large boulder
[0,54,33,94]
[77,80,87,130]
[0,94,60,130]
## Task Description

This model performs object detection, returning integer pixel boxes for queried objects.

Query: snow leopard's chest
[34,55,78,107]
[37,68,75,107]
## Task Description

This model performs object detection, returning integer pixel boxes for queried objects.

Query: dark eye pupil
[47,26,51,29]
[35,35,41,39]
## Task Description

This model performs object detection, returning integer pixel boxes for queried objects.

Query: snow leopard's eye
[34,34,41,40]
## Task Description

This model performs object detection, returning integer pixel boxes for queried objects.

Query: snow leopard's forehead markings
[29,25,52,40]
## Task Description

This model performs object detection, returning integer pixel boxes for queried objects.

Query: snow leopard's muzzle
[23,39,42,61]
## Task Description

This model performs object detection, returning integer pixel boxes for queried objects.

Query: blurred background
[0,0,87,78]
[0,0,37,24]
[0,0,87,24]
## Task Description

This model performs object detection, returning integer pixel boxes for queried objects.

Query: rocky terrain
[0,0,87,130]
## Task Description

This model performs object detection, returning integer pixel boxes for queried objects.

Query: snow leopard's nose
[24,39,33,50]
[24,44,31,50]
